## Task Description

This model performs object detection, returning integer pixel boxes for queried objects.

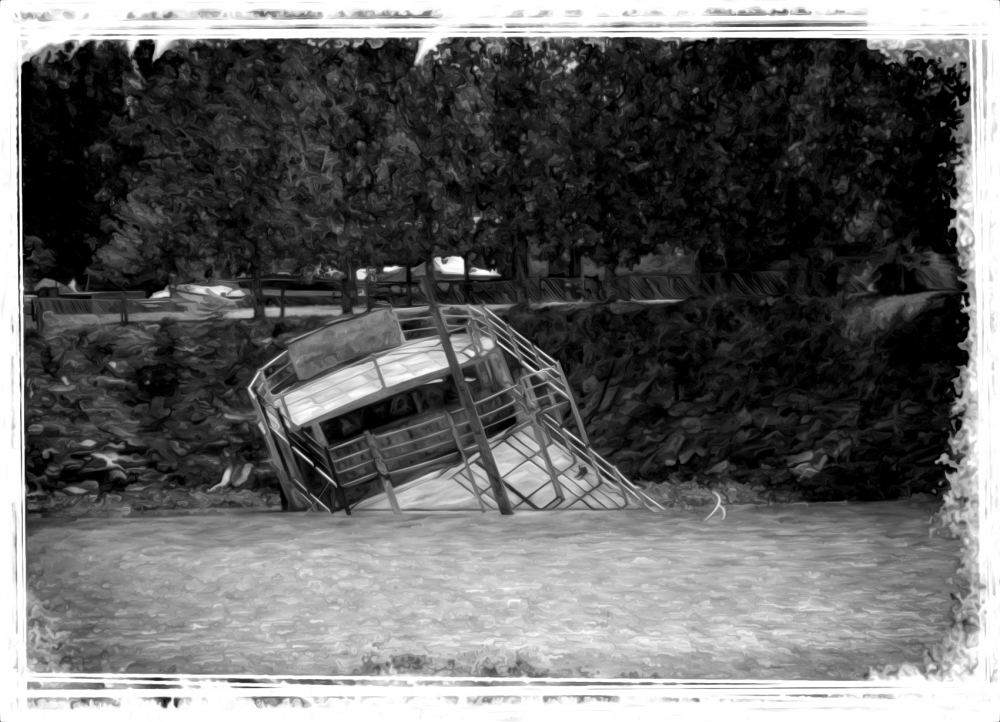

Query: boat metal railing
[257,306,485,408]
[246,386,337,512]
[248,304,666,514]
[540,415,667,513]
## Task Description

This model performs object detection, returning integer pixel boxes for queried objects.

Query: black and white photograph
[5,2,998,718]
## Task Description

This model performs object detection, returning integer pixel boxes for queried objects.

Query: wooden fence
[24,265,962,331]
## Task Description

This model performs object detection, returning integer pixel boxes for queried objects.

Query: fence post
[365,268,374,312]
[341,258,354,316]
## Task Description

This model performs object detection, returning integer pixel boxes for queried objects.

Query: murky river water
[26,499,962,680]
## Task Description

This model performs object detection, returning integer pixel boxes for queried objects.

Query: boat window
[319,376,464,443]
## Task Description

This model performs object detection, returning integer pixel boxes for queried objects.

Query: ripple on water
[26,501,961,679]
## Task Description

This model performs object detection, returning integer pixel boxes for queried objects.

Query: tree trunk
[462,251,472,303]
[119,288,129,326]
[514,239,530,305]
[252,268,265,319]
[364,264,374,312]
[340,256,354,315]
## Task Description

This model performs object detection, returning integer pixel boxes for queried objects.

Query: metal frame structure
[247,304,665,515]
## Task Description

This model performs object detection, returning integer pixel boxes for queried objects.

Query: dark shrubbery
[507,293,967,501]
[24,290,967,503]
[24,318,329,492]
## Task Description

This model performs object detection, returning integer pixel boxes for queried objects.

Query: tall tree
[22,41,137,287]
[73,37,966,297]
[393,38,512,270]
[94,40,334,313]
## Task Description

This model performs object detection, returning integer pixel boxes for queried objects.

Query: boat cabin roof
[277,330,495,431]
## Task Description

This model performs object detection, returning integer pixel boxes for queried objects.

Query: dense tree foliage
[22,41,137,288]
[22,38,968,293]
[21,38,971,509]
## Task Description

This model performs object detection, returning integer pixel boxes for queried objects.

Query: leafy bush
[23,289,967,504]
[506,293,967,501]
[24,318,329,494]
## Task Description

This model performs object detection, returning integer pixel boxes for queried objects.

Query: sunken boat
[247,301,664,515]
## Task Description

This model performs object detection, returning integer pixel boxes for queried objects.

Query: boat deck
[352,427,628,512]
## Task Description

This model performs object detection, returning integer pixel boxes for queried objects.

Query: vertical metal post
[534,368,564,426]
[247,385,311,511]
[274,407,320,511]
[550,362,626,503]
[516,376,565,503]
[423,268,515,515]
[444,410,487,512]
[365,431,402,515]
[486,346,527,428]
[553,363,602,471]
[325,445,352,515]
[466,308,483,356]
[312,422,349,514]
[248,387,297,508]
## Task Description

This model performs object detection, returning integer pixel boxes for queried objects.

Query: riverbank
[25,473,871,519]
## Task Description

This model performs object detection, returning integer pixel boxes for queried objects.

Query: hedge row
[24,294,967,504]
[507,293,967,501]
[24,318,329,497]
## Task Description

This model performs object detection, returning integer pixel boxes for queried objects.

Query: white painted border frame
[2,2,998,719]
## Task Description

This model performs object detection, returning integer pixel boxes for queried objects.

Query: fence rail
[24,271,793,330]
[28,257,968,331]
